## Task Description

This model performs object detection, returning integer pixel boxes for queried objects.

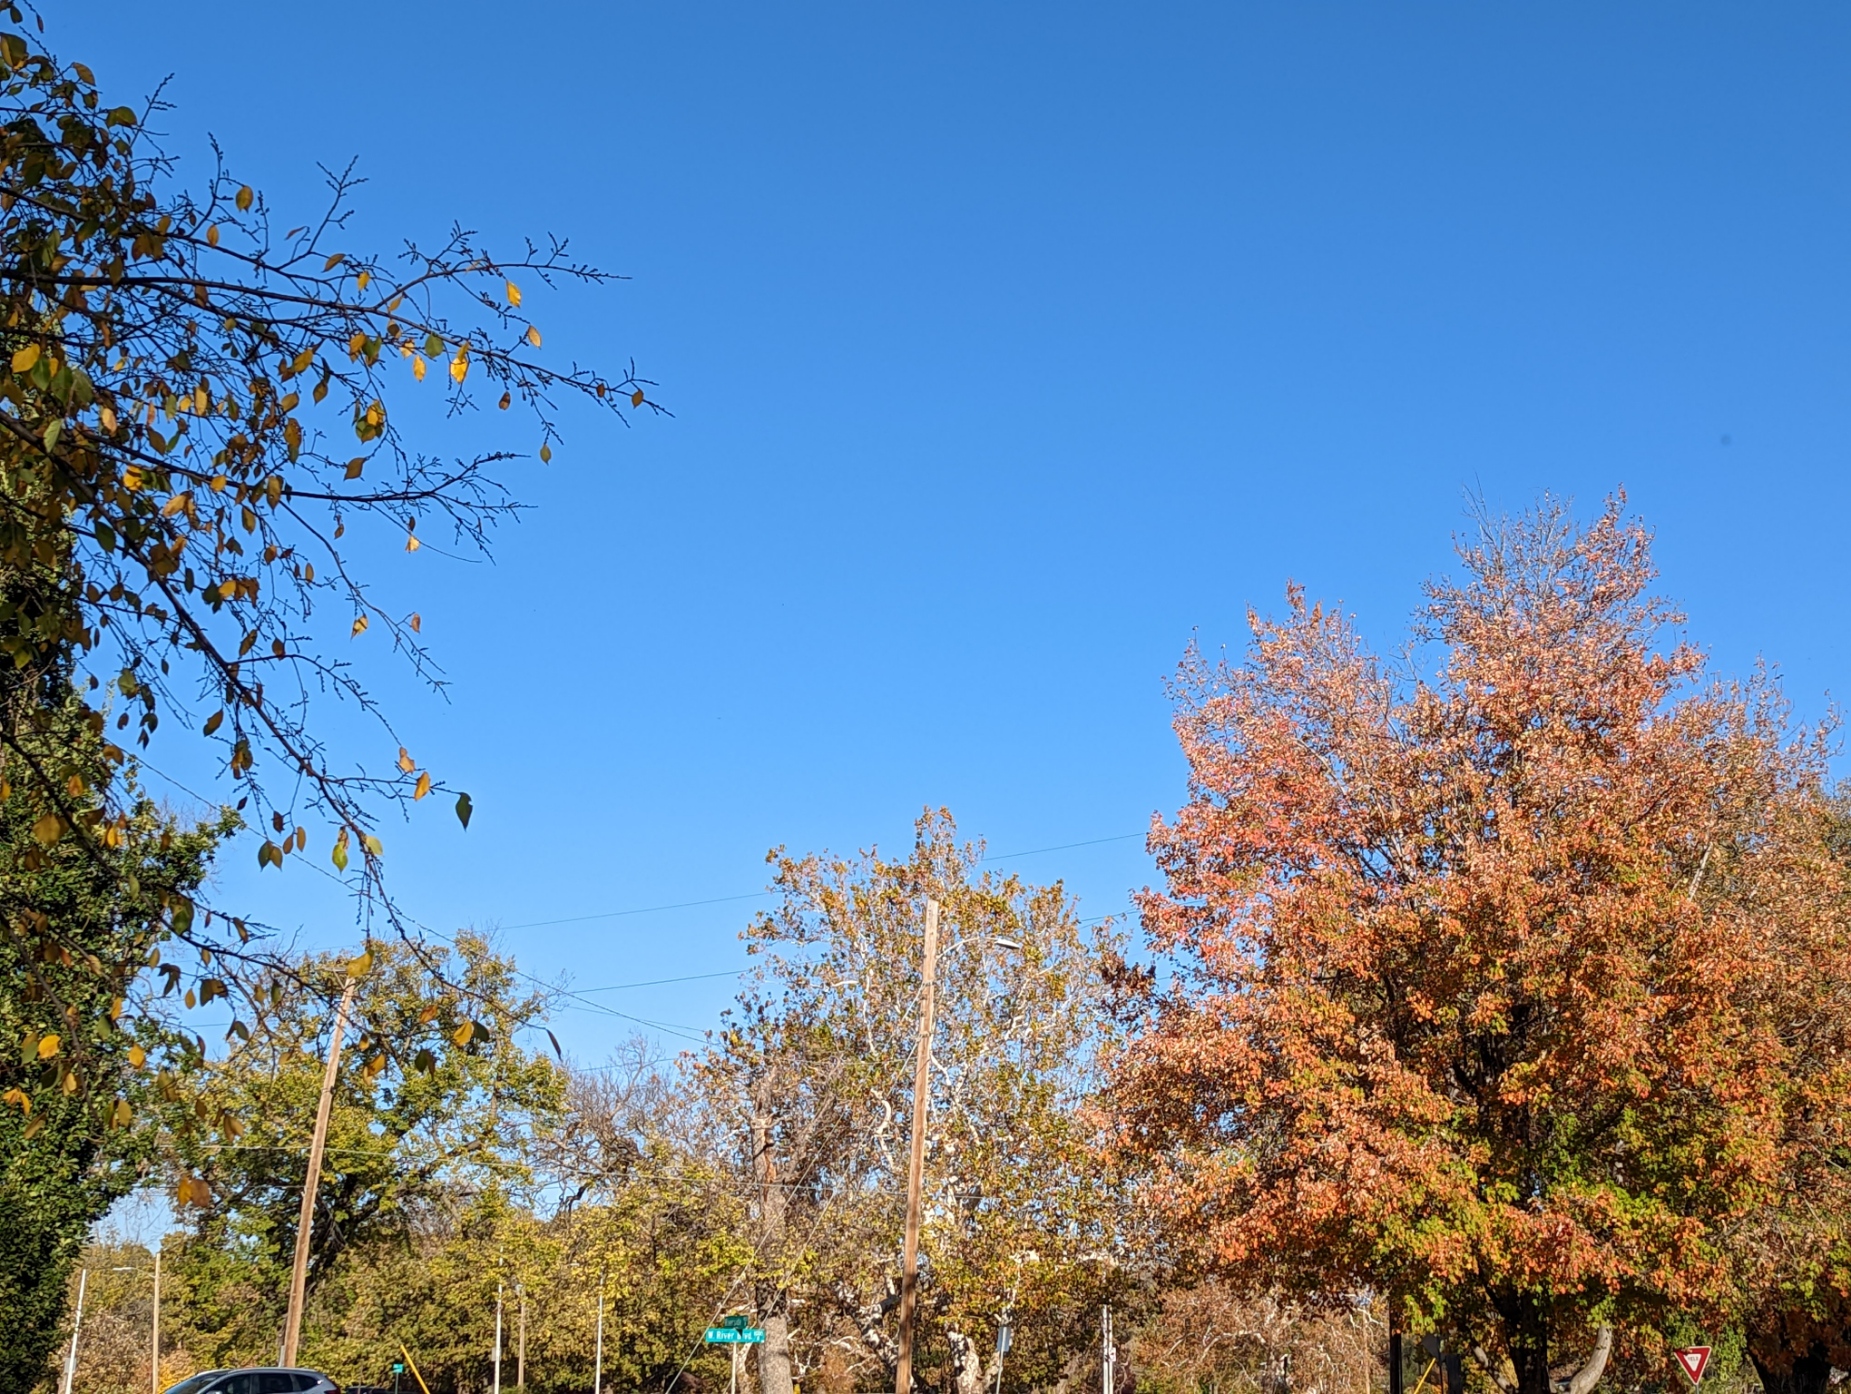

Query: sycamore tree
[0,3,655,1120]
[702,811,1138,1394]
[1108,498,1845,1394]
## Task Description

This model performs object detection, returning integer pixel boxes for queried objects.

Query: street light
[61,1265,139,1394]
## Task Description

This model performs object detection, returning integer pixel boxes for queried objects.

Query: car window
[292,1377,326,1392]
[259,1376,299,1394]
[218,1374,259,1394]
[163,1375,223,1394]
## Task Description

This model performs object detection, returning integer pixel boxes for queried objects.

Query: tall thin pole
[151,1244,162,1394]
[1101,1306,1115,1394]
[894,898,941,1394]
[62,1268,89,1394]
[493,1282,504,1394]
[283,977,357,1367]
[517,1285,526,1392]
[593,1273,605,1394]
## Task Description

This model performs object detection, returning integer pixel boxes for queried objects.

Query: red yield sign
[1673,1348,1712,1386]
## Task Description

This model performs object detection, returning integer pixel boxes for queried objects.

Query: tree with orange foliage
[1109,498,1848,1394]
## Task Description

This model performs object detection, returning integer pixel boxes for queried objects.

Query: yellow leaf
[397,747,416,773]
[235,185,253,212]
[351,615,368,638]
[631,389,645,407]
[207,223,220,247]
[127,1045,146,1068]
[361,833,383,856]
[506,281,521,307]
[414,771,432,801]
[161,491,190,517]
[345,457,365,479]
[37,1034,59,1060]
[112,1098,133,1127]
[347,950,373,978]
[452,1021,474,1047]
[526,325,541,348]
[2,1087,29,1115]
[357,269,371,291]
[11,344,39,372]
[405,534,421,552]
[539,443,552,463]
[31,814,63,845]
[411,355,426,381]
[449,351,469,384]
[203,709,224,735]
[332,833,349,871]
[100,405,117,432]
[324,252,345,271]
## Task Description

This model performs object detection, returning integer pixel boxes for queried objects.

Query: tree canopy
[1108,497,1851,1394]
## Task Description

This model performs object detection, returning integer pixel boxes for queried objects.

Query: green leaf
[454,791,473,830]
[104,105,137,127]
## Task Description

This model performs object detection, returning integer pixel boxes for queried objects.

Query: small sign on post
[1674,1348,1712,1386]
[705,1327,767,1344]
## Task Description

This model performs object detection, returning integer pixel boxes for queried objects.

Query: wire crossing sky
[69,0,1851,1061]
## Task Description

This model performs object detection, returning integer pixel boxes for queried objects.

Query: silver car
[163,1371,340,1394]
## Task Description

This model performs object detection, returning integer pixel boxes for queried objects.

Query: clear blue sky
[70,1,1851,1061]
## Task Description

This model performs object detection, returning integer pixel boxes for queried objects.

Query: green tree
[0,700,228,1393]
[164,937,562,1373]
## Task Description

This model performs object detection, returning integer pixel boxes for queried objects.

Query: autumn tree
[704,810,1137,1394]
[1722,787,1851,1394]
[1109,498,1842,1394]
[0,2,654,1118]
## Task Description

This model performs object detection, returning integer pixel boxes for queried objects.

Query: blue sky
[69,1,1851,1061]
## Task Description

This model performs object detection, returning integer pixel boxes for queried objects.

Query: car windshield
[163,1375,223,1394]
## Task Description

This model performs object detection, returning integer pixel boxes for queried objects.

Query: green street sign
[391,1365,405,1375]
[719,1314,751,1331]
[704,1328,766,1344]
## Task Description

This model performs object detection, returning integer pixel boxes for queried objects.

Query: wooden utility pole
[894,898,941,1394]
[517,1285,526,1392]
[282,977,357,1366]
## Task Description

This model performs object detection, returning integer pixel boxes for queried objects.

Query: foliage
[702,810,1139,1394]
[162,937,561,1372]
[1131,1283,1384,1394]
[0,3,653,1094]
[1108,497,1844,1394]
[0,696,226,1394]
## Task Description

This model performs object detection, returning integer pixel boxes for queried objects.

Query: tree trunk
[1494,1295,1550,1394]
[945,1326,988,1394]
[1750,1347,1834,1394]
[1564,1328,1613,1394]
